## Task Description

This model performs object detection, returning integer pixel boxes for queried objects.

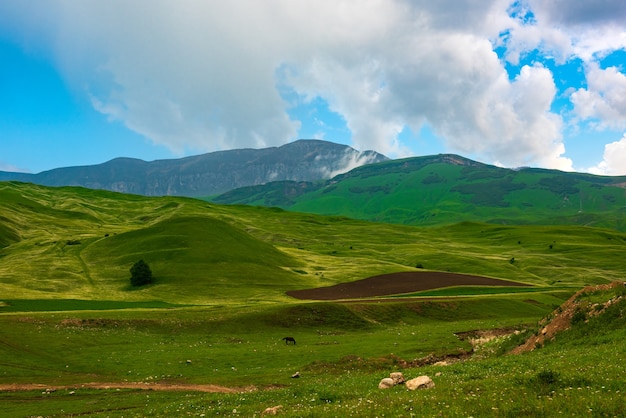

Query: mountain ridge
[0,139,388,197]
[213,153,626,230]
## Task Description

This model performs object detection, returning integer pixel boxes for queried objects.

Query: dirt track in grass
[0,382,248,393]
[287,271,530,300]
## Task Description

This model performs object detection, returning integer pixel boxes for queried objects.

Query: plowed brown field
[287,271,529,300]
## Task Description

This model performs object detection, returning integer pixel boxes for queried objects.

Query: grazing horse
[282,337,296,345]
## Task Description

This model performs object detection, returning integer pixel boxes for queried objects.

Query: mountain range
[213,153,626,230]
[0,140,387,197]
[2,139,626,230]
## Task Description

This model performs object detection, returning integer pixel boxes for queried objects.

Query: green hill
[212,154,626,230]
[83,216,304,302]
[1,181,626,417]
[1,181,625,304]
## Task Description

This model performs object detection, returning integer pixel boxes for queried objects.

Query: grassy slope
[213,156,626,230]
[1,181,625,304]
[0,288,624,417]
[1,182,625,416]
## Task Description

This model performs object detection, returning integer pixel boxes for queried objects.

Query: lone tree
[130,259,152,287]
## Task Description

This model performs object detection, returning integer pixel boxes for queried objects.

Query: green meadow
[213,156,626,231]
[1,181,625,416]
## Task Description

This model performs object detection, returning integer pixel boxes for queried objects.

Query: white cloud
[571,63,626,130]
[515,0,626,62]
[0,0,616,172]
[589,134,626,176]
[325,148,387,178]
[284,3,570,168]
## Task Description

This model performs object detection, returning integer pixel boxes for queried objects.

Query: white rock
[390,372,405,385]
[406,375,435,390]
[378,377,395,389]
[262,405,283,415]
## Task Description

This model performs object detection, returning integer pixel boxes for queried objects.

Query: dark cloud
[531,0,626,26]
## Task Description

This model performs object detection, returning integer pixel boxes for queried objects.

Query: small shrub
[130,260,153,287]
[496,328,532,355]
[536,369,559,386]
[571,308,587,325]
[527,369,562,395]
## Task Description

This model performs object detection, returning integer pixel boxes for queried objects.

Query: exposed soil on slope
[511,281,625,354]
[287,271,530,300]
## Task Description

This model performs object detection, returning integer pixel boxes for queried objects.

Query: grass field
[1,182,625,416]
[1,288,624,417]
[1,182,625,304]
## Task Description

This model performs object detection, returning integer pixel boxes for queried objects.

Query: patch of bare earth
[0,382,251,393]
[287,271,530,300]
[511,281,625,354]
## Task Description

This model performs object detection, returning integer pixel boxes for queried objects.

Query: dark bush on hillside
[130,259,152,287]
[570,308,587,325]
[451,177,525,207]
[538,176,579,195]
[536,369,560,386]
[422,173,446,185]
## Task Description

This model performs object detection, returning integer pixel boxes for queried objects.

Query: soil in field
[287,271,530,300]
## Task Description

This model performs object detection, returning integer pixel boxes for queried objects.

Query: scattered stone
[186,359,192,364]
[262,405,283,415]
[390,372,405,385]
[434,361,448,366]
[291,371,300,378]
[378,378,395,389]
[435,372,442,377]
[406,375,435,391]
[379,372,435,390]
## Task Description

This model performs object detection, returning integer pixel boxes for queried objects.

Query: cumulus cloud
[571,63,626,130]
[510,0,626,62]
[589,134,626,176]
[0,0,615,171]
[529,0,626,27]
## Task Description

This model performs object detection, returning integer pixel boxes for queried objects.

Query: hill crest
[0,139,387,197]
[213,153,626,230]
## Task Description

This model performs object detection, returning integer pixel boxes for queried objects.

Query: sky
[1,1,626,175]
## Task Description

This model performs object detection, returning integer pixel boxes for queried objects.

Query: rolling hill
[1,181,625,304]
[0,139,387,197]
[213,154,626,230]
[1,177,625,417]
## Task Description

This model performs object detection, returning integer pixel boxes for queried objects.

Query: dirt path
[0,382,248,393]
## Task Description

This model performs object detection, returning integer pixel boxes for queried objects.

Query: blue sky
[1,0,626,175]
